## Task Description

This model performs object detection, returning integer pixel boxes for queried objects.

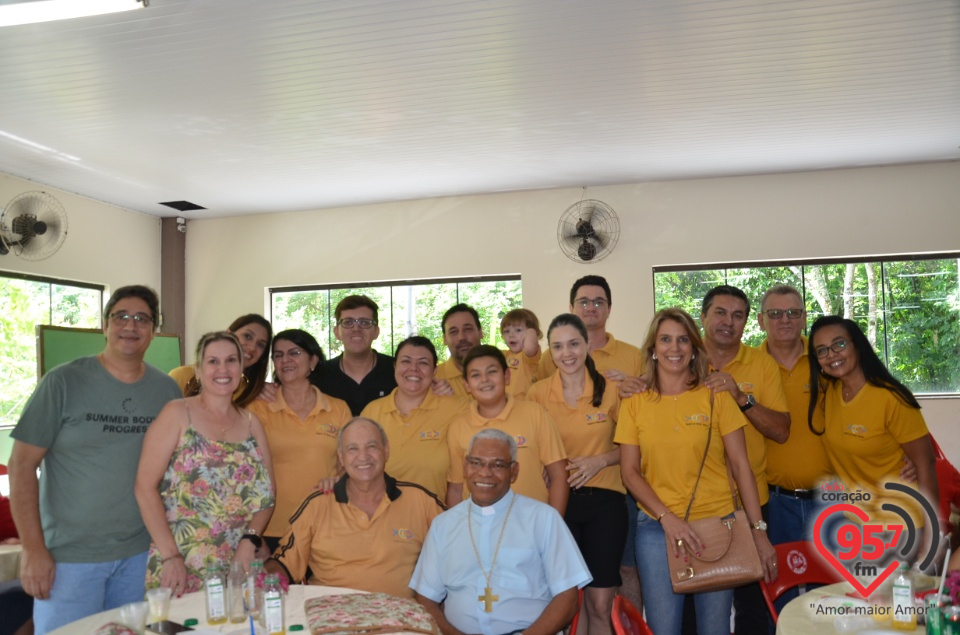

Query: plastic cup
[146,586,173,622]
[119,601,149,634]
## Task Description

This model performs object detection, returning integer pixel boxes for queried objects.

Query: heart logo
[812,503,901,598]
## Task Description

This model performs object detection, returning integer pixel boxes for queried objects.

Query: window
[653,255,960,395]
[0,272,104,428]
[270,276,523,361]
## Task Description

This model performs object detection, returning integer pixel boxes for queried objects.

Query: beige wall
[184,161,960,463]
[0,172,163,299]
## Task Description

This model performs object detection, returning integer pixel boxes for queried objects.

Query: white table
[0,543,23,583]
[49,585,426,635]
[776,580,935,635]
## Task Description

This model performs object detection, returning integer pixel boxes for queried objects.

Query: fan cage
[557,199,620,264]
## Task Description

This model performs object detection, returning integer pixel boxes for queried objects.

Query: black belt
[768,484,817,500]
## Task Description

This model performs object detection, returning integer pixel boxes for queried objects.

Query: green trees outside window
[271,277,524,361]
[653,256,960,394]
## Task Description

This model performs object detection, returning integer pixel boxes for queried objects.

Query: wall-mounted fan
[0,191,69,261]
[557,198,620,264]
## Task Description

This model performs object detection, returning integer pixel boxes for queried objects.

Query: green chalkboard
[37,325,182,377]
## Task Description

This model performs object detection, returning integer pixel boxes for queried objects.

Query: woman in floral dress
[136,332,275,594]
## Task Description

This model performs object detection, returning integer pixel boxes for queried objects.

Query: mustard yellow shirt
[712,344,789,505]
[434,359,470,398]
[361,389,470,500]
[615,388,747,521]
[762,337,830,490]
[247,387,352,537]
[446,397,567,503]
[821,382,929,526]
[538,332,643,379]
[526,372,624,493]
[505,348,541,398]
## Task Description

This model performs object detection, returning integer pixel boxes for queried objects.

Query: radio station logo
[812,481,939,598]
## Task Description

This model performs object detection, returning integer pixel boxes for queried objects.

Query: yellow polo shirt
[538,332,643,379]
[434,358,470,398]
[504,348,541,398]
[821,382,929,526]
[712,344,789,505]
[360,390,470,500]
[615,388,748,521]
[762,337,830,491]
[272,474,443,598]
[446,397,567,503]
[248,387,352,537]
[526,372,624,493]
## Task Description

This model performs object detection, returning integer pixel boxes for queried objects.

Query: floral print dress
[146,413,274,592]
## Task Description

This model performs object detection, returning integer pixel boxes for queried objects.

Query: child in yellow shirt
[500,308,542,398]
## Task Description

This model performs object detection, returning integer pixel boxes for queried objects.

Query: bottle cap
[289,626,304,631]
[183,618,199,627]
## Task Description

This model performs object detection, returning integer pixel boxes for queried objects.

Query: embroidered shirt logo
[514,435,528,448]
[844,424,868,438]
[585,413,608,424]
[316,423,339,437]
[685,413,710,427]
[508,358,520,368]
[738,382,755,392]
[392,528,414,541]
[419,430,441,441]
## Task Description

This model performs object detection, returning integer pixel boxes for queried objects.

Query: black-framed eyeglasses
[465,457,514,472]
[815,339,849,359]
[574,298,608,309]
[337,318,377,329]
[764,309,804,321]
[109,311,154,326]
[271,348,304,360]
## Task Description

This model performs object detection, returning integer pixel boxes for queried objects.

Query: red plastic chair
[570,587,583,635]
[760,540,843,624]
[612,595,653,635]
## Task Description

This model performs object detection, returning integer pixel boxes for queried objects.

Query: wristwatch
[751,519,768,532]
[240,528,263,549]
[739,393,757,412]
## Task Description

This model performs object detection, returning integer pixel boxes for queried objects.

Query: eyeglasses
[109,311,154,327]
[574,298,608,309]
[337,318,377,330]
[271,348,304,360]
[815,339,849,359]
[465,457,514,472]
[764,309,804,321]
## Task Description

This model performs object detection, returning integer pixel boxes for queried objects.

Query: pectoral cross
[478,586,499,612]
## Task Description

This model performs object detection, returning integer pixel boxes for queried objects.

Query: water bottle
[227,561,247,623]
[891,563,916,630]
[246,559,263,619]
[262,573,284,635]
[204,562,227,625]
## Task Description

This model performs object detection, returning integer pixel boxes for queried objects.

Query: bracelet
[161,553,183,564]
[657,510,670,522]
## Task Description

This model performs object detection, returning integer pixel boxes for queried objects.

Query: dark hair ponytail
[585,355,605,407]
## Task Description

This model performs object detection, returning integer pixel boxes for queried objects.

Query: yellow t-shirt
[713,344,789,505]
[538,332,643,379]
[360,389,470,500]
[615,387,747,521]
[762,337,831,491]
[820,382,929,526]
[526,372,624,493]
[434,359,470,398]
[273,475,443,598]
[446,397,567,503]
[247,387,352,537]
[504,348,541,398]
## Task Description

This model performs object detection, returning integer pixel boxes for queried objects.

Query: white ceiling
[0,0,958,219]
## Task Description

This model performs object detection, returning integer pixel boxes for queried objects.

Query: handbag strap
[681,391,714,522]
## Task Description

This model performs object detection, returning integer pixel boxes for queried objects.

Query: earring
[652,353,658,360]
[691,353,696,360]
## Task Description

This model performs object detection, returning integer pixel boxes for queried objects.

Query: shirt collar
[469,488,516,516]
[333,472,402,503]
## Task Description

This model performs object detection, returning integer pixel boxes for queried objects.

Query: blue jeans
[635,509,733,635]
[33,551,148,635]
[767,489,822,546]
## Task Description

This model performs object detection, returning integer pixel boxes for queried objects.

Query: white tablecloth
[49,585,424,635]
[776,580,932,635]
[0,543,23,583]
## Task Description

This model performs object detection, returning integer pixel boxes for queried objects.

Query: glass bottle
[246,559,263,619]
[227,561,247,623]
[262,573,284,635]
[204,562,227,625]
[891,563,916,630]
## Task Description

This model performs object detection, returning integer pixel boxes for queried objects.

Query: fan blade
[579,204,595,226]
[560,234,583,247]
[594,231,610,250]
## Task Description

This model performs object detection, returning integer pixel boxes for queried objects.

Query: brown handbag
[665,394,764,593]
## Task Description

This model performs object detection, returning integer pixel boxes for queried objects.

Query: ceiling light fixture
[0,0,147,28]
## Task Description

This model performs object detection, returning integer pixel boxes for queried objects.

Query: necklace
[199,396,236,438]
[466,493,517,613]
